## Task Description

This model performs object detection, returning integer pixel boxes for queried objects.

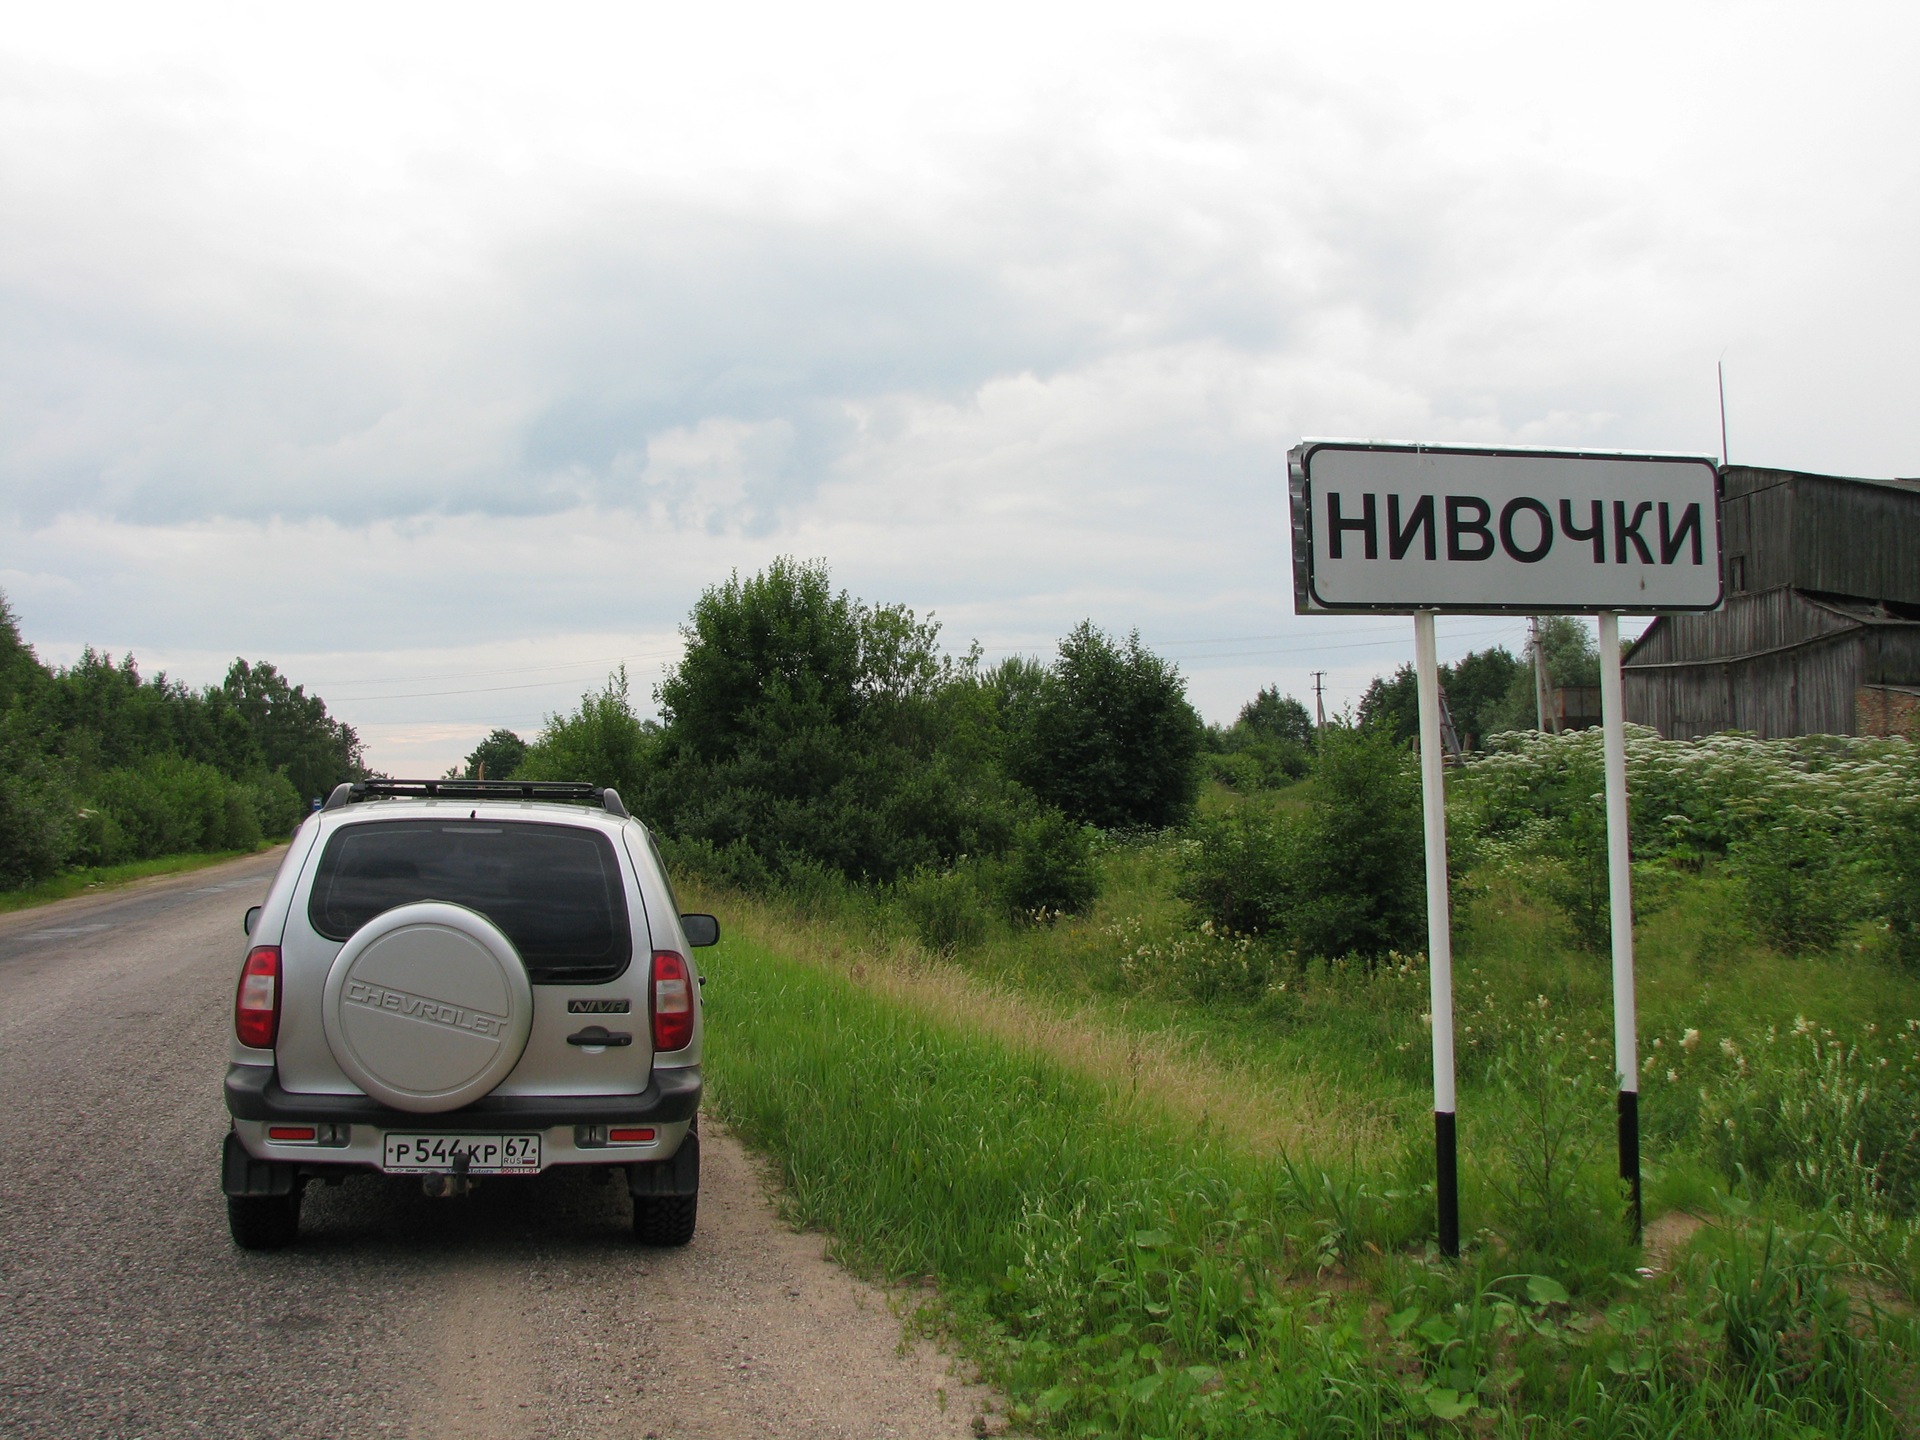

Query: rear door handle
[566,1026,633,1047]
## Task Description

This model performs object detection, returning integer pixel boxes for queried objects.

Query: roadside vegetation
[0,590,364,894]
[488,560,1919,1435]
[0,849,277,916]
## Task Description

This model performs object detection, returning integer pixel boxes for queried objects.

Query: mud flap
[223,1131,297,1197]
[627,1126,699,1197]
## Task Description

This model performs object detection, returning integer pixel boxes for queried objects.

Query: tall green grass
[701,928,1918,1437]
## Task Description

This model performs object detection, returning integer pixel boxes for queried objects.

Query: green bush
[896,864,997,953]
[517,667,656,800]
[91,755,262,859]
[246,770,305,838]
[1869,788,1920,970]
[1174,805,1295,937]
[1727,820,1858,956]
[1178,728,1423,962]
[1203,738,1309,791]
[642,559,1021,885]
[1181,728,1423,962]
[659,834,776,893]
[69,805,129,868]
[1204,689,1314,792]
[1002,809,1099,917]
[0,763,71,888]
[1007,621,1203,831]
[1453,727,1919,953]
[1287,727,1424,959]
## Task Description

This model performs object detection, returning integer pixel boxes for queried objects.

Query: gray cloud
[3,6,1917,777]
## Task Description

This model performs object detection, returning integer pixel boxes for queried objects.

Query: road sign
[1288,437,1723,1254]
[1290,441,1723,614]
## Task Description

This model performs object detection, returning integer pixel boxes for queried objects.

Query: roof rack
[321,779,630,819]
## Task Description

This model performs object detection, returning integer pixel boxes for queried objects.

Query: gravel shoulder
[0,851,1000,1440]
[405,1119,994,1440]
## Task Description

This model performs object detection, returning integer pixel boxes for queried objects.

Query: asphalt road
[0,851,995,1440]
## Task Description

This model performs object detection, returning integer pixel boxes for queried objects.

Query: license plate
[381,1134,541,1175]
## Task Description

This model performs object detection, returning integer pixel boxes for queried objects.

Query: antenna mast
[1717,359,1730,468]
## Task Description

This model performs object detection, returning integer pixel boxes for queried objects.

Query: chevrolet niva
[221,779,714,1250]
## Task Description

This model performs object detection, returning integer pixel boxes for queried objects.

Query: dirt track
[0,852,998,1439]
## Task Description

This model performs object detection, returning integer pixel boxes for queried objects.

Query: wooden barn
[1623,465,1920,740]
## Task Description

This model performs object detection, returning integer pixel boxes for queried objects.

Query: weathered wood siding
[1721,467,1920,605]
[1625,630,1861,737]
[1865,622,1920,685]
[1625,468,1920,737]
[1628,587,1855,666]
[1796,474,1920,606]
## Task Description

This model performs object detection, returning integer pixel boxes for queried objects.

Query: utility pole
[1311,671,1326,729]
[1437,682,1464,762]
[1530,618,1559,734]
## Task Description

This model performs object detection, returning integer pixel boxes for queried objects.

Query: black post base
[1434,1109,1459,1258]
[1618,1088,1642,1241]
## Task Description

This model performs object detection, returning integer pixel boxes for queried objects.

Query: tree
[221,660,365,800]
[0,592,44,718]
[1236,687,1314,747]
[464,728,528,781]
[1446,647,1522,750]
[1178,724,1424,960]
[647,559,1017,882]
[1357,664,1420,746]
[1483,618,1602,736]
[1203,686,1314,790]
[1010,622,1203,831]
[519,670,655,800]
[1359,646,1527,752]
[1538,617,1601,689]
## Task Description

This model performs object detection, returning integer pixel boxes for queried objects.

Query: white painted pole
[1597,612,1642,1237]
[1413,611,1459,1254]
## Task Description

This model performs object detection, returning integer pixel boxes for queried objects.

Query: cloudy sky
[3,2,1915,774]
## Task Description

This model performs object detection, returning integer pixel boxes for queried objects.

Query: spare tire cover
[321,902,534,1114]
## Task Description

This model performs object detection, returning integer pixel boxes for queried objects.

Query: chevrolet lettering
[343,979,506,1037]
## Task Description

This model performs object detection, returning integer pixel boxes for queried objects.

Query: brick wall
[1857,685,1920,740]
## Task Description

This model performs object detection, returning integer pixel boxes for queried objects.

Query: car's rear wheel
[228,1189,301,1250]
[633,1191,697,1247]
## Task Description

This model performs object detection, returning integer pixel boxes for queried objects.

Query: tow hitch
[421,1150,475,1199]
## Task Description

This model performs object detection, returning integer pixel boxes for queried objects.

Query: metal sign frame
[1290,439,1725,616]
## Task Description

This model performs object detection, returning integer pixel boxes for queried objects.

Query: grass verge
[700,920,1919,1437]
[0,845,279,916]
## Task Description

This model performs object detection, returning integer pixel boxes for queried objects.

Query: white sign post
[1412,610,1460,1253]
[1598,612,1641,1233]
[1289,441,1722,1254]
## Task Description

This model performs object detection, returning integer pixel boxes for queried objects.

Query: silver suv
[221,779,713,1251]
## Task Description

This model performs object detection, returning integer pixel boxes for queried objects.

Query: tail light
[651,950,694,1051]
[235,945,282,1050]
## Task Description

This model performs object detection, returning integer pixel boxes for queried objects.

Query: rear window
[308,819,633,984]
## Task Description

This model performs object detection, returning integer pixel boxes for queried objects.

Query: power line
[330,676,625,703]
[306,646,679,691]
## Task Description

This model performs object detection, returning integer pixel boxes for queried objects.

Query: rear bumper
[224,1061,701,1127]
[222,1063,703,1193]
